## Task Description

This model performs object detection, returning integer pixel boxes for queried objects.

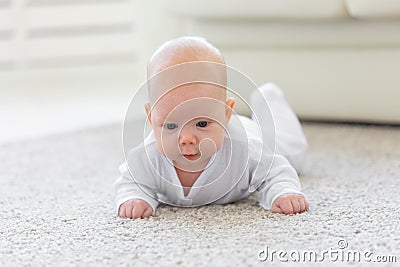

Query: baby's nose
[179,128,197,145]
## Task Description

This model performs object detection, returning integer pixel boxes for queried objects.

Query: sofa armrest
[346,0,400,19]
[167,0,348,20]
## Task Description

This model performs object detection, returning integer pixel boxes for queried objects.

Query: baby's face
[146,83,234,172]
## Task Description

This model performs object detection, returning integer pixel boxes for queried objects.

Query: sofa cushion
[346,0,400,19]
[167,0,348,19]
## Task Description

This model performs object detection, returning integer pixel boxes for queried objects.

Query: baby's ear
[225,97,235,123]
[144,103,152,125]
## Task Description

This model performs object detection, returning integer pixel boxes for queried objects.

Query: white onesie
[114,83,308,215]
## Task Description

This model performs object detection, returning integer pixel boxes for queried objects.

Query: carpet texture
[0,122,399,266]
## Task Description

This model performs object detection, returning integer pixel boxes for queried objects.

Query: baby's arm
[252,153,309,215]
[114,163,159,219]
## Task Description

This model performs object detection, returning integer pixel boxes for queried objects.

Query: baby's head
[145,36,235,172]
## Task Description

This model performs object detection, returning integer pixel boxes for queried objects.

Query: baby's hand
[272,194,309,215]
[119,199,153,219]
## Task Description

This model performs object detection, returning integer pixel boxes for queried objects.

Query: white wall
[1,0,399,144]
[133,1,400,124]
[0,0,138,70]
[0,0,145,144]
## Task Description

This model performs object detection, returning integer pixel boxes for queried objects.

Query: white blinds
[0,0,136,71]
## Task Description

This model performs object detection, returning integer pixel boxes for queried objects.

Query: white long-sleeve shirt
[114,111,305,216]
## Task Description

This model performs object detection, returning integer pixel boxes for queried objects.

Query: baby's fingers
[291,199,301,214]
[299,198,306,212]
[125,202,135,218]
[280,200,294,215]
[132,201,148,219]
[271,203,283,214]
[142,206,153,218]
[119,203,127,218]
[305,198,309,211]
[118,200,137,218]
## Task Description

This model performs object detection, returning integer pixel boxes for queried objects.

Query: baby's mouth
[182,154,200,161]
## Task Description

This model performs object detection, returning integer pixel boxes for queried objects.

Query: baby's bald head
[147,36,227,104]
[144,37,235,169]
[147,36,225,78]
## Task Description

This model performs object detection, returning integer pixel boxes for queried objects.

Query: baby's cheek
[158,135,180,159]
[199,138,218,156]
[207,126,225,150]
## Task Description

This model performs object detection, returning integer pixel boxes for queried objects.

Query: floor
[0,121,399,266]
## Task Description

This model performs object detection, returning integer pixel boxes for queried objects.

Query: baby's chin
[171,154,214,173]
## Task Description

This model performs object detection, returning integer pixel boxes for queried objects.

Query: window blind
[0,0,136,71]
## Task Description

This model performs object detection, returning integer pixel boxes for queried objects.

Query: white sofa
[134,0,400,124]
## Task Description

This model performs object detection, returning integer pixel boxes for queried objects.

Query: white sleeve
[113,163,159,216]
[250,153,306,210]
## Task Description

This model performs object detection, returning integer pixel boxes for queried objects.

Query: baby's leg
[249,83,308,174]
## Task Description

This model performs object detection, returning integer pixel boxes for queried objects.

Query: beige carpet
[0,122,399,266]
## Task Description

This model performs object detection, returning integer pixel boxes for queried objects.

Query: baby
[114,36,309,219]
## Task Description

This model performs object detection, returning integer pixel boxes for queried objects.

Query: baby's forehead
[164,82,223,99]
[153,90,227,123]
[147,62,227,103]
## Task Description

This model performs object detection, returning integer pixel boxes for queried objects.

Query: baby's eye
[164,123,178,130]
[196,121,209,128]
